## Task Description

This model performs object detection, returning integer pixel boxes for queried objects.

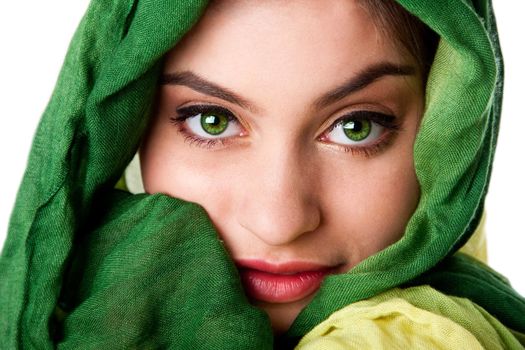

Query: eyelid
[170,104,247,149]
[328,110,400,132]
[317,110,402,157]
[175,104,238,121]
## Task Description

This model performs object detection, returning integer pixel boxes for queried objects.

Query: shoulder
[295,285,525,349]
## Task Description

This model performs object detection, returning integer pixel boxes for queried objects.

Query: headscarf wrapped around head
[1,0,524,348]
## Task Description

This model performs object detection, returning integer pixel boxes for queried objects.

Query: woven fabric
[296,286,523,349]
[1,0,524,348]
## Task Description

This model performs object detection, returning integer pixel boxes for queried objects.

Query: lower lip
[238,268,330,303]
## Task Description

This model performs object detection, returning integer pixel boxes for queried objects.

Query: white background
[0,2,523,295]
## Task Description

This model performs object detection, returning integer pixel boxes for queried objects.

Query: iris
[342,119,372,141]
[200,112,229,135]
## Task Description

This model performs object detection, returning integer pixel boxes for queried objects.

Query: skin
[140,0,424,333]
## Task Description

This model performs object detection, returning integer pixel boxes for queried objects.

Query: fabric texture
[296,286,523,349]
[1,0,524,348]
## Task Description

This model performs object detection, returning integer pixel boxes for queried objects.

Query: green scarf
[1,0,524,348]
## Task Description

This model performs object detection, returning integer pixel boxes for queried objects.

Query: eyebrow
[160,62,415,113]
[159,71,260,113]
[313,62,416,109]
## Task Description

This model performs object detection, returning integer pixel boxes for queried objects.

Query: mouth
[235,260,337,303]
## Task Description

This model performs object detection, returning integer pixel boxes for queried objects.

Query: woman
[1,0,524,348]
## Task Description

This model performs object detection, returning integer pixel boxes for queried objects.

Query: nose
[236,144,321,246]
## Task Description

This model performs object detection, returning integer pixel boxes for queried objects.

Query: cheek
[140,120,239,223]
[326,154,420,259]
[142,143,230,204]
[141,138,249,258]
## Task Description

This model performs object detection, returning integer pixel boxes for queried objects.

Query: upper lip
[235,259,336,274]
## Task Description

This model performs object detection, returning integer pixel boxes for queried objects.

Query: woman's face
[141,0,423,332]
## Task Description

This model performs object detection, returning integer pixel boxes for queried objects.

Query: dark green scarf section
[1,0,523,348]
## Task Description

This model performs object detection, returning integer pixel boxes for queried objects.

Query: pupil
[205,115,220,126]
[347,121,362,132]
[201,112,228,135]
[342,119,371,141]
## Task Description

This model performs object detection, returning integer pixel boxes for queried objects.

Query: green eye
[200,112,229,135]
[342,119,371,141]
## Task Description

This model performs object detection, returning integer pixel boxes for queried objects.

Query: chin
[254,294,316,334]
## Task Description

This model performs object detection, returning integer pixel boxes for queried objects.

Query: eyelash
[169,104,401,156]
[170,105,240,149]
[320,110,401,157]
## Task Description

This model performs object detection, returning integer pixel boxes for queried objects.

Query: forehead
[163,0,415,111]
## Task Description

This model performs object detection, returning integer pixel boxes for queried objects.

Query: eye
[328,118,381,145]
[320,110,400,150]
[174,105,244,139]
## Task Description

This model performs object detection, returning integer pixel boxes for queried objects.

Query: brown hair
[359,0,439,78]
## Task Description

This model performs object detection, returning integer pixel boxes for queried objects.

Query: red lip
[235,260,335,303]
